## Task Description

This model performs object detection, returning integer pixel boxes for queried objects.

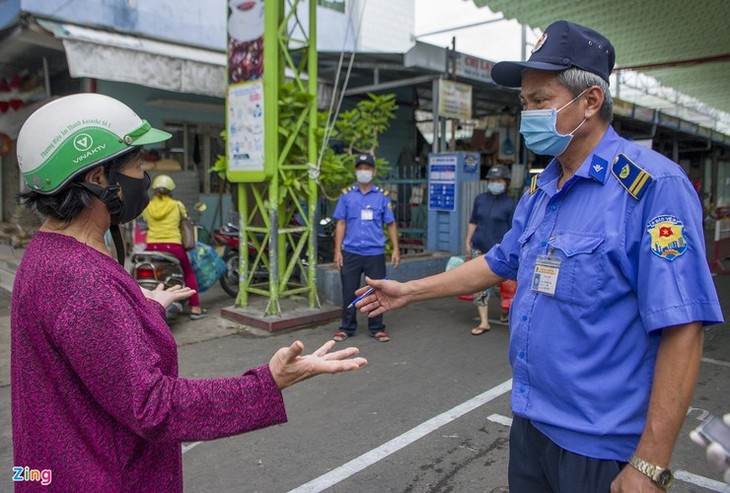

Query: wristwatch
[629,454,674,490]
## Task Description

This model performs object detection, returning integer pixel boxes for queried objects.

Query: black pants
[339,251,386,335]
[509,415,626,493]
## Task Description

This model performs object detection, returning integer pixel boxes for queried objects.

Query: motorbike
[215,214,335,298]
[131,250,187,317]
[213,220,269,297]
[130,202,208,318]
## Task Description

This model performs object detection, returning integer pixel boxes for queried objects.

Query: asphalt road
[1,278,729,492]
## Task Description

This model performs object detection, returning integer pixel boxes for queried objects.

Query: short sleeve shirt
[469,192,517,252]
[333,185,395,256]
[485,126,724,460]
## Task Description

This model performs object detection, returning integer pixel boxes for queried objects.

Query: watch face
[657,469,674,488]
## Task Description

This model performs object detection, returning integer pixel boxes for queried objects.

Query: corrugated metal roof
[472,0,730,113]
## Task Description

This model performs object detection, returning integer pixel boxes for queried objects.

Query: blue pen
[347,278,387,309]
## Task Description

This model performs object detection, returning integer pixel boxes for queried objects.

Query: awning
[39,20,227,98]
[471,0,730,114]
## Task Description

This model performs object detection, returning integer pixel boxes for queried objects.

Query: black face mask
[78,169,151,265]
[79,170,151,224]
[107,170,151,225]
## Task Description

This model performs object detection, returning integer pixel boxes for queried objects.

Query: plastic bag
[445,255,466,272]
[500,280,518,311]
[189,241,227,293]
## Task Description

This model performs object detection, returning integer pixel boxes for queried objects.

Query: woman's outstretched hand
[269,340,368,390]
[141,283,196,309]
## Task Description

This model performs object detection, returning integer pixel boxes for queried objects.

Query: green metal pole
[264,0,281,316]
[307,0,319,307]
[236,183,248,307]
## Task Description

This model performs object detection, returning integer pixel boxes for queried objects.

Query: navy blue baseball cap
[491,21,615,88]
[355,152,375,167]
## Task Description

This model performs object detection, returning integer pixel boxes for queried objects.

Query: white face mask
[356,170,373,184]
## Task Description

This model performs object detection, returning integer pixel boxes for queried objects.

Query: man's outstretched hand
[354,277,411,318]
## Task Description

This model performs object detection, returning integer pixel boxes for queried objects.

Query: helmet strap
[109,224,126,265]
[77,182,126,265]
[78,182,123,217]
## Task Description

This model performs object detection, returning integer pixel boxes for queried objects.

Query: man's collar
[356,183,376,194]
[537,126,621,189]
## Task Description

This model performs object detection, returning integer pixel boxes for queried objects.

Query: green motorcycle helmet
[17,93,171,194]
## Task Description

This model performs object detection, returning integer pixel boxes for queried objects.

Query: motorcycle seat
[131,251,181,266]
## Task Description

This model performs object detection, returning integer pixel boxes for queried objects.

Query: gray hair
[556,68,613,122]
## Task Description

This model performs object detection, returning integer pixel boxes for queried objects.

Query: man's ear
[584,86,604,119]
[84,166,107,186]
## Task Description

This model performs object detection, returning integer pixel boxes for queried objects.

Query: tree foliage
[212,83,398,202]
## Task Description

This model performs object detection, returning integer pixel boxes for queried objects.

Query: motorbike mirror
[195,202,207,212]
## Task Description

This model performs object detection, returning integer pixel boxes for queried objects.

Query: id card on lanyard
[531,255,561,296]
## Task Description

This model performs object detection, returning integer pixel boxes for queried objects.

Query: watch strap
[629,454,673,490]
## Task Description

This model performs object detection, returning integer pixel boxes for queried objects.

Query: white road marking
[182,441,202,454]
[674,470,729,492]
[702,357,730,368]
[487,413,513,427]
[288,379,513,493]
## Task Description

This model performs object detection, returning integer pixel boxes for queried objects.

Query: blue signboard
[428,156,457,211]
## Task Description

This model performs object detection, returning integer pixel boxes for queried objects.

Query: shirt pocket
[547,232,606,307]
[517,227,538,269]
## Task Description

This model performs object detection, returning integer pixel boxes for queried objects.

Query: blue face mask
[487,182,506,195]
[519,90,588,156]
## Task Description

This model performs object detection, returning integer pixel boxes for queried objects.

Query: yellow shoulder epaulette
[611,154,653,200]
[372,185,388,196]
[529,174,539,195]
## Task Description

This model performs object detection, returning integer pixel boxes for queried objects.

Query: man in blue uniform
[354,21,724,491]
[333,153,399,342]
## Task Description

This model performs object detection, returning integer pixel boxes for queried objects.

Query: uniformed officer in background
[353,20,723,492]
[333,153,399,343]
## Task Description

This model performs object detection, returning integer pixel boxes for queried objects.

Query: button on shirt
[334,185,395,256]
[485,126,723,461]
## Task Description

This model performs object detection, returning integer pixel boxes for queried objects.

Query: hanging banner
[227,82,264,173]
[226,0,268,182]
[438,79,472,121]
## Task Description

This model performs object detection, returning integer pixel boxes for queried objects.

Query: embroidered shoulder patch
[611,154,652,200]
[646,215,687,261]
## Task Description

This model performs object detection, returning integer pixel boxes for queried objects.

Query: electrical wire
[315,0,369,177]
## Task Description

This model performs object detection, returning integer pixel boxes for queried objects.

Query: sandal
[471,326,490,335]
[371,331,391,342]
[333,331,349,342]
[189,307,207,320]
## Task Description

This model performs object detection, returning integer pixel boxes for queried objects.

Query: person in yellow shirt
[142,175,205,319]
